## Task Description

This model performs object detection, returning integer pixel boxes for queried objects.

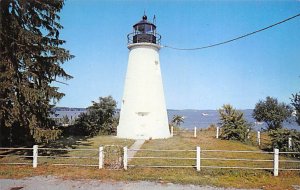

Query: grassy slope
[129,129,300,189]
[0,131,299,190]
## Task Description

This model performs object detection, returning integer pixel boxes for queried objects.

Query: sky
[55,0,300,110]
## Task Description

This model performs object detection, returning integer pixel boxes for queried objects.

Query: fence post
[257,131,261,146]
[123,146,128,170]
[247,129,250,139]
[273,148,279,176]
[171,126,174,137]
[216,127,219,139]
[194,127,197,138]
[99,146,103,169]
[288,137,292,150]
[33,145,38,168]
[196,146,201,171]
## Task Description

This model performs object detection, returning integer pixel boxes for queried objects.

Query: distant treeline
[53,107,86,112]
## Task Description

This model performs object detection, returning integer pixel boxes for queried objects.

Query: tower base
[117,43,170,140]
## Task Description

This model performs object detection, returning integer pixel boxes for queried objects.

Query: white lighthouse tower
[117,15,170,139]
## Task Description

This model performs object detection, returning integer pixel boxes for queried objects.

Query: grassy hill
[0,128,299,190]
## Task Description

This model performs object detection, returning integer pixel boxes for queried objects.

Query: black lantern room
[127,14,161,45]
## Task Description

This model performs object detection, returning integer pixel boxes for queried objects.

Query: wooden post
[257,131,261,146]
[194,127,197,138]
[33,145,38,168]
[123,146,128,170]
[99,146,103,169]
[171,126,174,137]
[216,127,219,139]
[196,146,201,171]
[273,148,279,176]
[288,137,292,150]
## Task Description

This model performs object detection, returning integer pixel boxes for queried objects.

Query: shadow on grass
[38,135,92,156]
[0,135,93,161]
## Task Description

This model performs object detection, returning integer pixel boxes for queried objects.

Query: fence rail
[171,126,197,138]
[130,149,196,152]
[213,127,297,151]
[130,157,196,160]
[1,145,299,176]
[125,147,300,176]
[0,146,104,168]
[39,148,98,151]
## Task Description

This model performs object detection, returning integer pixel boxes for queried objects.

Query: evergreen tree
[269,129,300,157]
[291,93,300,126]
[0,0,73,145]
[219,104,250,142]
[62,115,70,126]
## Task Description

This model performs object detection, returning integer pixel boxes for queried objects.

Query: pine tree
[219,104,250,142]
[0,0,73,145]
[291,93,300,126]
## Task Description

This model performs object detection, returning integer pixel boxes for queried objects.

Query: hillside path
[128,139,145,161]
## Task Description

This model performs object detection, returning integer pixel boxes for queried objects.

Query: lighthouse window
[136,112,149,116]
[145,25,152,32]
[136,24,153,34]
[137,25,145,33]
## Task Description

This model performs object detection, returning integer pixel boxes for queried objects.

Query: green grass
[0,135,134,167]
[130,129,275,170]
[1,130,300,190]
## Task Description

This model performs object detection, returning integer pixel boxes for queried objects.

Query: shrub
[207,124,217,131]
[219,104,250,142]
[253,96,292,130]
[68,96,117,136]
[269,129,300,155]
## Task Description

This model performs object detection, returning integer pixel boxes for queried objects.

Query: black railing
[127,32,161,45]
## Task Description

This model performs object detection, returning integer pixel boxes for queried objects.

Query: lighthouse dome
[127,15,161,44]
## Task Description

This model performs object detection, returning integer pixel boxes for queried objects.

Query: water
[52,108,299,131]
[167,109,299,131]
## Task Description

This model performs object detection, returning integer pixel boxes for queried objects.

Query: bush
[67,96,117,136]
[269,129,300,155]
[219,104,251,142]
[253,96,292,130]
[207,124,217,131]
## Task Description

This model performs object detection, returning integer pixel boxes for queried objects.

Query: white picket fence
[1,146,299,176]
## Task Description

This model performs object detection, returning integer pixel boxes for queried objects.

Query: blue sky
[56,0,300,110]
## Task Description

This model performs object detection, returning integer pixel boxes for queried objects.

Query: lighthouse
[117,15,170,139]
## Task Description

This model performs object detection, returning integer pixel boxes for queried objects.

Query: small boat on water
[202,113,209,116]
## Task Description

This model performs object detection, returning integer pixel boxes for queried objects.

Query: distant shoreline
[52,107,299,131]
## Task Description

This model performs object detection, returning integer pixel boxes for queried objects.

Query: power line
[163,13,300,51]
[53,80,69,85]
